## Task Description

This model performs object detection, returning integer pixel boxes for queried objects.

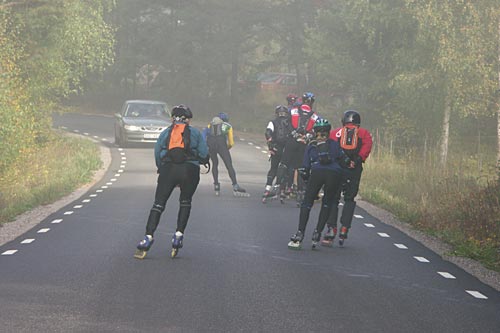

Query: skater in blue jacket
[288,119,345,250]
[134,105,209,259]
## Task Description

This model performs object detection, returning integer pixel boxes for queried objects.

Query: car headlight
[124,124,141,131]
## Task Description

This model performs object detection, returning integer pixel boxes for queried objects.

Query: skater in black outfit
[262,105,292,202]
[202,112,247,196]
[134,105,209,259]
[322,110,373,246]
[288,119,344,250]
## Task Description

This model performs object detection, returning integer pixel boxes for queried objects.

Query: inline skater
[322,110,373,246]
[288,119,344,250]
[134,105,209,259]
[286,93,300,110]
[203,112,248,197]
[262,105,293,203]
[276,93,319,205]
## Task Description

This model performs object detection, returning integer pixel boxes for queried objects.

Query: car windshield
[124,103,168,118]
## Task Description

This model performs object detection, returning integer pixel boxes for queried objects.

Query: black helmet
[172,104,192,119]
[275,105,288,117]
[313,118,331,133]
[342,110,360,126]
[302,92,315,106]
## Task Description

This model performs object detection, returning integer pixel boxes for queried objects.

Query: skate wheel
[171,248,178,258]
[134,250,147,259]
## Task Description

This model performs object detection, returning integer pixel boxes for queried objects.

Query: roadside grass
[361,152,500,271]
[0,132,101,225]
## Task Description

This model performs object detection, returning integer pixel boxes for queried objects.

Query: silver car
[114,100,171,147]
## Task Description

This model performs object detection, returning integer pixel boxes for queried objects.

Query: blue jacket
[303,139,344,174]
[154,122,209,169]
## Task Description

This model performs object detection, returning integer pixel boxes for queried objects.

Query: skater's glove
[340,155,354,169]
[199,154,210,165]
[268,142,278,155]
[298,167,310,181]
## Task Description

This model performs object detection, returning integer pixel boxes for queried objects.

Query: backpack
[209,117,226,137]
[339,124,360,152]
[273,117,290,144]
[164,123,192,163]
[316,141,332,165]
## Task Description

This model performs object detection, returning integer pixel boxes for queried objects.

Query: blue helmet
[218,112,229,122]
[302,92,315,106]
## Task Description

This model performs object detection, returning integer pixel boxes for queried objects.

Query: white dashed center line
[37,228,50,233]
[354,214,364,219]
[364,223,375,228]
[377,232,390,238]
[82,199,91,203]
[89,194,98,197]
[394,243,408,249]
[21,239,35,244]
[64,211,74,215]
[51,219,63,224]
[73,205,83,209]
[1,250,18,255]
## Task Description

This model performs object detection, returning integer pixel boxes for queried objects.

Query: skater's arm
[227,126,234,149]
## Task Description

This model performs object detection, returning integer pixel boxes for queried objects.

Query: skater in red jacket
[322,110,372,246]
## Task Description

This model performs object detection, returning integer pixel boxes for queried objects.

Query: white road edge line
[414,256,430,263]
[437,272,456,279]
[465,290,488,299]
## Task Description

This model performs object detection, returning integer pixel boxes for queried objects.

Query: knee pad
[179,199,191,208]
[151,203,165,213]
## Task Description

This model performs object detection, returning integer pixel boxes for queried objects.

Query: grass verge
[0,131,101,225]
[361,153,500,272]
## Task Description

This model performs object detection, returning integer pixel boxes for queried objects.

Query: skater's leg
[315,172,342,233]
[210,149,220,185]
[177,164,200,233]
[219,146,237,185]
[298,172,324,232]
[340,169,362,229]
[266,149,282,186]
[145,165,177,236]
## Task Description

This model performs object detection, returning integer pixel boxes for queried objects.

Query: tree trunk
[440,92,451,167]
[497,19,500,180]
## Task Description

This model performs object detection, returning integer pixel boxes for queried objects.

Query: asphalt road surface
[1,113,499,332]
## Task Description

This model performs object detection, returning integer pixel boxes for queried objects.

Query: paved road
[0,113,499,332]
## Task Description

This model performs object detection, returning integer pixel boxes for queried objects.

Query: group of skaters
[134,92,372,259]
[262,92,373,249]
